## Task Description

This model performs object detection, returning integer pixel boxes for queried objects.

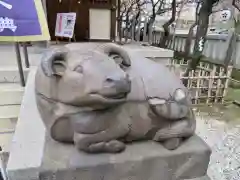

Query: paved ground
[195,109,240,180]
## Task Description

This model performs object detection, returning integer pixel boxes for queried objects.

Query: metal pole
[14,43,25,87]
[0,146,8,180]
[22,43,30,68]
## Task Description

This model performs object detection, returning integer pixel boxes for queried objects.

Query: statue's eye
[73,65,83,73]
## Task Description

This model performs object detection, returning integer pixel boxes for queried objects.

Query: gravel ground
[195,111,240,180]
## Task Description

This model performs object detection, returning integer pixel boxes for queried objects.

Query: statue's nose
[105,75,131,93]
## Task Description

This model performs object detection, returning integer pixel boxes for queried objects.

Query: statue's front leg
[153,120,190,150]
[73,123,130,153]
[74,134,126,153]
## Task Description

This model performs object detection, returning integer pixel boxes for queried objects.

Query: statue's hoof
[105,140,126,153]
[87,140,126,153]
[163,138,182,150]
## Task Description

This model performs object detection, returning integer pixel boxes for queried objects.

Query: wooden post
[204,63,209,102]
[73,33,76,42]
[56,37,59,44]
[215,67,224,103]
[195,66,202,104]
[222,66,233,103]
[206,65,214,104]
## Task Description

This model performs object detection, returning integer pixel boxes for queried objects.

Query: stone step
[0,105,19,153]
[0,118,17,133]
[0,45,42,67]
[0,133,14,153]
[0,67,29,83]
[0,83,24,105]
[0,105,20,120]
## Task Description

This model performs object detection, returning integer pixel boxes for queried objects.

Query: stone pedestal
[122,43,174,65]
[40,134,211,180]
[7,67,211,180]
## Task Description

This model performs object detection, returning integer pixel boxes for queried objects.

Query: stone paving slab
[195,112,240,180]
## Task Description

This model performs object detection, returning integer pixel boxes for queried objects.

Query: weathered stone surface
[39,134,211,180]
[7,69,46,180]
[35,43,196,153]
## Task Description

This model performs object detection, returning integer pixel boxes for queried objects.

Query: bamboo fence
[167,59,233,104]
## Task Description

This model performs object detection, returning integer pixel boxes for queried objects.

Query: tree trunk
[184,23,197,58]
[134,11,141,41]
[147,15,155,42]
[118,16,123,42]
[159,0,176,48]
[183,2,200,60]
[183,0,213,86]
[124,11,131,43]
[117,0,122,42]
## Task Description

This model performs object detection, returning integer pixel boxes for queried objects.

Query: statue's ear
[41,47,68,77]
[103,43,131,68]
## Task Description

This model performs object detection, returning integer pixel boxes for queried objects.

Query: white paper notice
[55,12,76,38]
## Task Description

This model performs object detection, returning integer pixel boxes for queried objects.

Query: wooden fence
[166,59,233,104]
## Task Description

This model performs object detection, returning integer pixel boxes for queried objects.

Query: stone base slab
[190,176,211,180]
[40,134,211,180]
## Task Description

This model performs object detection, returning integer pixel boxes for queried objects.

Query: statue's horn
[41,47,69,77]
[103,43,131,67]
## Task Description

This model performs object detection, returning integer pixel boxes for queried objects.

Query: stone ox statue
[35,43,196,153]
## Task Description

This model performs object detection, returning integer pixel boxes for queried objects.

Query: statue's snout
[105,75,131,94]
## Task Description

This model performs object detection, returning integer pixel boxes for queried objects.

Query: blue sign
[0,0,50,42]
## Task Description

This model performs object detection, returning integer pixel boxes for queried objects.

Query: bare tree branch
[117,0,147,43]
[156,0,186,15]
